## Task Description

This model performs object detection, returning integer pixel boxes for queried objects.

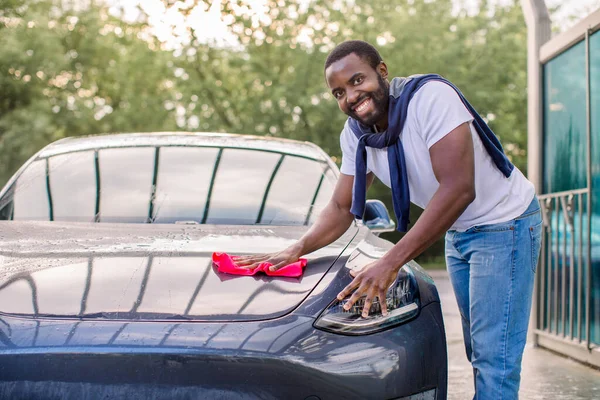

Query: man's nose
[346,88,360,105]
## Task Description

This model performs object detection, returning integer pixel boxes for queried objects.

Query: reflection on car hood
[0,222,358,322]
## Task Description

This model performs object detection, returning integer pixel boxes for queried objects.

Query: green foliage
[0,0,175,184]
[0,0,532,260]
[185,0,528,258]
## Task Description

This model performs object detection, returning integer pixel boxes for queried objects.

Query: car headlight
[314,265,420,335]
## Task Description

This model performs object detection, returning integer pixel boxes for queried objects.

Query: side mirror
[363,199,395,235]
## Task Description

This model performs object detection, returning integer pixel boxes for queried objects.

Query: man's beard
[347,74,389,129]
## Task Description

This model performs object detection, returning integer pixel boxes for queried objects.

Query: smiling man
[238,40,542,399]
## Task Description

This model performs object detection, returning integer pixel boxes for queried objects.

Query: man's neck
[374,119,388,132]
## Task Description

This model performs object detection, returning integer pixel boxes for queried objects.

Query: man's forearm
[380,183,475,270]
[290,201,355,257]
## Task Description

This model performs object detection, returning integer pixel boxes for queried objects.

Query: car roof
[38,132,331,162]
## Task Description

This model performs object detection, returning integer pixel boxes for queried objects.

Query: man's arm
[236,172,374,271]
[292,173,356,254]
[337,122,475,316]
[379,122,475,267]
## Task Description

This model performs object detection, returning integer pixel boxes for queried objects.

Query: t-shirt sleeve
[411,81,474,149]
[339,121,358,176]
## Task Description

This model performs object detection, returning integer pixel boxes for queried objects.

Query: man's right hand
[234,247,303,272]
[234,173,361,273]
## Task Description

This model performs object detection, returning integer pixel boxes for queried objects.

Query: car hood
[0,222,358,322]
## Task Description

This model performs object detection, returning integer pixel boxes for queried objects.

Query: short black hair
[324,40,383,71]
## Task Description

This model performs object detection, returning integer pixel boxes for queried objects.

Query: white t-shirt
[340,80,535,231]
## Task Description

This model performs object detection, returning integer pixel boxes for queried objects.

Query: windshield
[0,145,336,225]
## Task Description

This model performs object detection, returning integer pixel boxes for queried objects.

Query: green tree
[0,0,531,263]
[154,0,528,168]
[152,0,528,260]
[0,0,177,185]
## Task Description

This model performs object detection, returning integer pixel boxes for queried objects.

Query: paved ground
[429,270,600,400]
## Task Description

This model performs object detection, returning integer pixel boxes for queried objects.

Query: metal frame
[304,169,328,226]
[256,154,285,224]
[584,28,593,353]
[201,148,224,224]
[540,8,600,64]
[536,189,599,367]
[523,0,599,367]
[35,144,326,164]
[2,145,332,226]
[521,0,552,193]
[147,148,161,223]
[93,151,101,222]
[44,158,54,222]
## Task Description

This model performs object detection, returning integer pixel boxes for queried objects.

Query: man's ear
[377,61,388,80]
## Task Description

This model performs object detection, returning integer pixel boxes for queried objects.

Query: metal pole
[305,172,326,226]
[540,217,547,330]
[561,197,567,336]
[521,0,552,344]
[147,147,160,223]
[578,193,584,342]
[568,196,575,339]
[521,0,552,191]
[547,201,553,331]
[45,158,54,221]
[256,155,285,224]
[554,197,559,334]
[202,149,224,224]
[584,29,592,351]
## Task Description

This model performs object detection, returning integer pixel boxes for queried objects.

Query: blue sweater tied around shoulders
[347,74,514,232]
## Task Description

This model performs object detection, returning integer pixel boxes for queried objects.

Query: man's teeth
[355,99,370,112]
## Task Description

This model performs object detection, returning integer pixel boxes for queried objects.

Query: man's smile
[353,97,373,117]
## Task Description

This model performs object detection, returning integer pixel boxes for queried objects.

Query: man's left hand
[336,259,399,318]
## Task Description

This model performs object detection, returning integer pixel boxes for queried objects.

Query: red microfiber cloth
[212,252,307,278]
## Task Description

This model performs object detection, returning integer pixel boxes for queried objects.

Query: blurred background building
[522,0,600,368]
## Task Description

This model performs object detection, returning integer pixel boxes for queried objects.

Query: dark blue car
[0,133,447,400]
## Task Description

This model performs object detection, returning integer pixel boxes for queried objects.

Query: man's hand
[234,248,301,272]
[233,173,360,274]
[336,259,399,318]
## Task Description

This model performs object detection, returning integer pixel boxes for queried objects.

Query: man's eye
[353,77,363,85]
[334,92,344,99]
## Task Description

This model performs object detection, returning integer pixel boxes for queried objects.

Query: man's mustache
[349,95,371,110]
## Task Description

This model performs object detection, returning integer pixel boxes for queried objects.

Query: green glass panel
[589,31,600,346]
[542,42,587,337]
[543,41,587,194]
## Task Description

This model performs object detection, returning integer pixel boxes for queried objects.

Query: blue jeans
[445,197,542,400]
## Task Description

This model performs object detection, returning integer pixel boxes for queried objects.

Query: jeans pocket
[530,220,543,273]
[471,220,515,232]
